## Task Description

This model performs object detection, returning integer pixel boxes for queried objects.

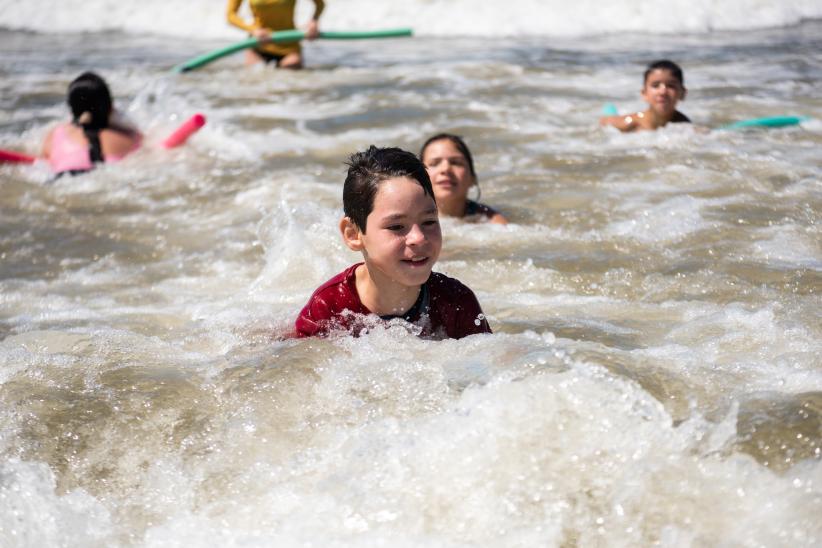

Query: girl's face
[359,176,442,289]
[641,68,686,116]
[421,139,475,205]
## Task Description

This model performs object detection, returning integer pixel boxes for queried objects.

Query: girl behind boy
[295,146,492,339]
[420,134,508,224]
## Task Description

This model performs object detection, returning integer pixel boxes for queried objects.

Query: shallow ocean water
[1,2,821,546]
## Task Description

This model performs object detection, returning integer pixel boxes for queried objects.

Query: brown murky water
[1,22,821,547]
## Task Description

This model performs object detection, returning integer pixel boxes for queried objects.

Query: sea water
[1,1,821,546]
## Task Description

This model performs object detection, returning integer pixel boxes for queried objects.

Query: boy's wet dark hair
[67,72,113,130]
[344,146,435,232]
[643,60,685,86]
[419,133,477,180]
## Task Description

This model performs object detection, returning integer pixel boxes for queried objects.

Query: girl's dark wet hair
[344,145,435,232]
[643,60,685,86]
[419,133,477,180]
[67,72,112,130]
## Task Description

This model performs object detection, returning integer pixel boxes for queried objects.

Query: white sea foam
[0,459,113,546]
[750,225,822,271]
[1,0,820,38]
[606,195,713,244]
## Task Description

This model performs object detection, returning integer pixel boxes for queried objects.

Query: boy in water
[600,59,690,132]
[295,146,492,339]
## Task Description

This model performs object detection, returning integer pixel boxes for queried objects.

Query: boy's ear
[340,216,365,251]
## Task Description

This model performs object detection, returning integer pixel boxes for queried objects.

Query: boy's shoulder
[427,271,479,301]
[295,263,365,338]
[672,110,691,123]
[312,263,356,293]
[426,271,491,337]
[429,270,468,287]
[306,263,362,309]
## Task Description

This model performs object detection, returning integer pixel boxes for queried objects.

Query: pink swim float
[0,148,37,164]
[161,113,206,149]
[2,114,206,164]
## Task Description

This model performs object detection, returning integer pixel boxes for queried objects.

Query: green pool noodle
[718,115,809,130]
[173,28,414,73]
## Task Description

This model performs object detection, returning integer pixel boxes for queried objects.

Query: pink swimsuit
[47,124,135,174]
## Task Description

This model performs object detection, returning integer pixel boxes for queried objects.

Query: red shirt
[295,263,492,339]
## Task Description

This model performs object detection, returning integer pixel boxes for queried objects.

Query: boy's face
[355,176,442,288]
[641,68,686,115]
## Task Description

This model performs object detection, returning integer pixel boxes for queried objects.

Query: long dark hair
[67,72,112,130]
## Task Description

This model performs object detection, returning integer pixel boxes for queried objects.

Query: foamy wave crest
[0,0,820,38]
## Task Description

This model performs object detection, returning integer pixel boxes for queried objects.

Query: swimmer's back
[44,123,141,172]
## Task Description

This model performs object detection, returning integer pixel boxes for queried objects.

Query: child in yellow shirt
[226,0,325,69]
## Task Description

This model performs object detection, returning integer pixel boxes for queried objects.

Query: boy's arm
[447,283,492,337]
[295,287,350,338]
[599,114,638,132]
[295,296,331,337]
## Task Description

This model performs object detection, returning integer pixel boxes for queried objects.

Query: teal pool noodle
[718,115,809,130]
[173,28,414,73]
[601,103,619,116]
